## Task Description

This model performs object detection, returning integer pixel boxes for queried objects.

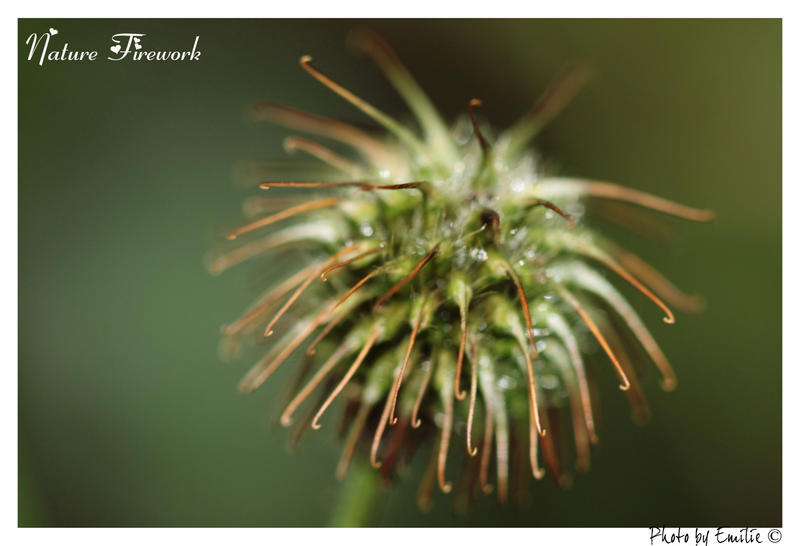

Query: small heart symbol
[133,37,141,43]
[134,43,142,50]
[110,44,121,54]
[49,28,58,35]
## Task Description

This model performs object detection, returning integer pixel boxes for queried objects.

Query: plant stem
[329,462,382,527]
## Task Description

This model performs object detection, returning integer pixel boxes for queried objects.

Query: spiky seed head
[209,32,713,508]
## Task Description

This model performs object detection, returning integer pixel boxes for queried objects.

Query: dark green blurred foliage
[19,19,780,526]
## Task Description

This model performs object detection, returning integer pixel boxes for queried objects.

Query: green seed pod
[209,31,713,509]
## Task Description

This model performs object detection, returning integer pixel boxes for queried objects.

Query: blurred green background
[19,19,780,526]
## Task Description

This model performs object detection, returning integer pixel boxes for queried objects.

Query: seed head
[209,31,713,509]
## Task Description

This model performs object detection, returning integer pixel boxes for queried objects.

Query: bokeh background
[19,19,781,526]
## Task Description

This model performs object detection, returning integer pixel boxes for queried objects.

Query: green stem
[328,462,382,527]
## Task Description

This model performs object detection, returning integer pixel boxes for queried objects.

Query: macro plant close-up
[18,18,781,529]
[209,32,716,521]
